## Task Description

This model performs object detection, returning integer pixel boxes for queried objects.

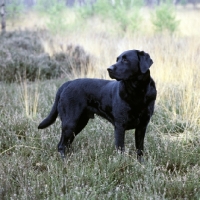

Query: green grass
[0,78,200,199]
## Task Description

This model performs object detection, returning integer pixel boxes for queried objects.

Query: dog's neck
[119,70,151,102]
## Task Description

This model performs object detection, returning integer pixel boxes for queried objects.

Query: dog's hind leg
[57,114,90,160]
[57,121,76,160]
[75,113,90,135]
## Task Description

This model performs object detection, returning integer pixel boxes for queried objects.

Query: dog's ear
[137,50,153,73]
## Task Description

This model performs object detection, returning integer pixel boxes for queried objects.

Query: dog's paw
[58,147,66,161]
[60,151,65,161]
[137,155,144,164]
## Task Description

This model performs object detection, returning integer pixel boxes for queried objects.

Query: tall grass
[0,6,200,200]
[18,74,40,119]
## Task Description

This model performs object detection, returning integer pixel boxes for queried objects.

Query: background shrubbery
[0,0,181,82]
[0,30,93,82]
[78,0,143,33]
[0,30,58,82]
[152,3,180,33]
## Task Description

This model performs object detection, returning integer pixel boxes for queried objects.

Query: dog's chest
[117,102,146,129]
[127,107,144,128]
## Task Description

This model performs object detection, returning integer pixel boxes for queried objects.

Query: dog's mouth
[108,71,121,81]
[108,72,115,79]
[107,68,118,80]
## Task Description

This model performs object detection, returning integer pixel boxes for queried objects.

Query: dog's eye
[122,58,128,63]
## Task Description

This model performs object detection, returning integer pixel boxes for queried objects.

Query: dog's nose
[107,65,115,72]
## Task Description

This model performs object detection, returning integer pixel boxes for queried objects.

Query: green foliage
[46,1,68,34]
[179,0,188,5]
[6,0,24,24]
[78,0,143,32]
[114,0,144,9]
[112,6,130,32]
[152,3,180,33]
[112,0,143,32]
[77,0,111,19]
[35,0,69,34]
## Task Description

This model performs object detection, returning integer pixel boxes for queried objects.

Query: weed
[18,75,40,119]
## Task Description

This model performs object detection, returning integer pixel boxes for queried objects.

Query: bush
[35,0,70,34]
[78,0,143,33]
[0,30,59,82]
[6,0,24,24]
[151,3,180,33]
[0,30,92,82]
[53,44,91,76]
[111,0,143,32]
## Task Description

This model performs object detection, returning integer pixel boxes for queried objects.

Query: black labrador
[38,50,157,162]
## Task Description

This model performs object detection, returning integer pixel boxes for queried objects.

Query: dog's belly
[86,104,140,130]
[125,119,140,130]
[86,94,114,122]
[86,104,114,124]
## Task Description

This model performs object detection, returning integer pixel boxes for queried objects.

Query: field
[0,4,200,199]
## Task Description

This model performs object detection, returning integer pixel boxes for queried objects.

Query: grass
[1,5,200,200]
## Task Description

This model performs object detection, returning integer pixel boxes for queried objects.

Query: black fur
[38,50,157,161]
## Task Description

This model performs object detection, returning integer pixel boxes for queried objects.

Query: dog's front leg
[114,124,125,152]
[135,126,147,163]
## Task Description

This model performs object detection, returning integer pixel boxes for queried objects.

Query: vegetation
[151,3,180,33]
[0,30,93,82]
[6,0,24,23]
[35,0,70,34]
[77,0,143,33]
[0,2,200,199]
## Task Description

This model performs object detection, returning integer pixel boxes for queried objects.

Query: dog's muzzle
[107,65,116,73]
[107,66,115,79]
[107,65,121,80]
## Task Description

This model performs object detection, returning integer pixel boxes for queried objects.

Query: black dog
[38,50,157,162]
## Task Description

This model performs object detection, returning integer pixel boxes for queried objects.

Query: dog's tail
[38,88,61,129]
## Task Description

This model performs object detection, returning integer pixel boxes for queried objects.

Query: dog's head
[107,50,153,81]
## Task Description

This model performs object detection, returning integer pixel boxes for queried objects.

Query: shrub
[0,30,93,82]
[78,0,143,33]
[111,0,143,32]
[6,0,24,25]
[151,3,180,33]
[53,44,91,77]
[34,0,69,34]
[0,30,60,82]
